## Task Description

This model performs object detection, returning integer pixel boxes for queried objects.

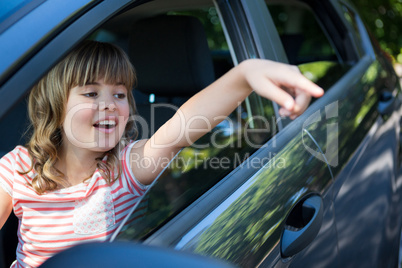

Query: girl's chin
[91,141,120,152]
[93,144,119,152]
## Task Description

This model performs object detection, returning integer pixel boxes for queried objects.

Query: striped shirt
[0,142,148,268]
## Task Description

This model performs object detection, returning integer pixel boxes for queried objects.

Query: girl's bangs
[68,42,135,90]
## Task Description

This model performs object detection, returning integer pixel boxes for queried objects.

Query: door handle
[280,195,324,258]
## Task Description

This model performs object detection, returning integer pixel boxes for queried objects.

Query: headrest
[129,15,215,97]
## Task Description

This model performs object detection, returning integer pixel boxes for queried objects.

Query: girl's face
[62,78,130,153]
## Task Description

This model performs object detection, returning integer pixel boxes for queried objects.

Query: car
[0,0,401,267]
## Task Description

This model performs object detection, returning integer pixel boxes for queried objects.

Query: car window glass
[113,6,277,241]
[267,1,352,91]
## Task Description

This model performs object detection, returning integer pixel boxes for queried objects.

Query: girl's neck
[56,145,104,187]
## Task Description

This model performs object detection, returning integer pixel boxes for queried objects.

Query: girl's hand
[239,59,324,119]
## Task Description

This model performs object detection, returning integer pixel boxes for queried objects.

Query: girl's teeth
[99,120,116,125]
[95,120,116,128]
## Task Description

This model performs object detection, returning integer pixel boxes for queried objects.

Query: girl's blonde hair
[24,40,137,194]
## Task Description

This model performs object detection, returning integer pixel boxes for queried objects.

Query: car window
[112,4,277,241]
[267,0,352,91]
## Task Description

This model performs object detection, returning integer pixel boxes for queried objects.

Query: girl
[0,40,323,267]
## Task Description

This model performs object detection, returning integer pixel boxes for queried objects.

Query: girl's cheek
[120,103,130,120]
[62,104,98,148]
[119,116,129,135]
[76,108,95,126]
[117,102,130,135]
[64,103,97,128]
[120,108,130,130]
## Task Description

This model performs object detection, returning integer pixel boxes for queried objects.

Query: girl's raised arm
[0,187,12,229]
[130,59,324,185]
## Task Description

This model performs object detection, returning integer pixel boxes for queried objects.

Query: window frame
[335,0,375,60]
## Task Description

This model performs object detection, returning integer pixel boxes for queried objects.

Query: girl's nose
[106,103,116,111]
[99,102,116,111]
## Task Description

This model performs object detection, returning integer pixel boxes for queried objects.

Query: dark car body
[0,0,401,267]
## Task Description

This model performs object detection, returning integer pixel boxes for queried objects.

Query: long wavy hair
[23,40,137,194]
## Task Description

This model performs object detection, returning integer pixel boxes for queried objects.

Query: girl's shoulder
[1,145,32,170]
[1,145,27,158]
[119,140,141,157]
[10,145,30,160]
[0,146,34,195]
[14,145,28,153]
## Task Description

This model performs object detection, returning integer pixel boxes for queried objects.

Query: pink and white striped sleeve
[120,141,150,197]
[0,149,17,197]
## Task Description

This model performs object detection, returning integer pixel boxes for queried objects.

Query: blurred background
[350,0,402,76]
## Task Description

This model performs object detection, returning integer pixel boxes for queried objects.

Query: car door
[317,2,402,267]
[113,0,400,267]
[113,0,338,267]
[253,0,402,267]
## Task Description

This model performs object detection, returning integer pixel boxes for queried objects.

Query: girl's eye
[84,92,97,97]
[114,93,126,99]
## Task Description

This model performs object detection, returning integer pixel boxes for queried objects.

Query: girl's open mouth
[93,119,118,133]
[94,120,116,129]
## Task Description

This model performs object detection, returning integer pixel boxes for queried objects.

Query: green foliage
[350,0,402,63]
